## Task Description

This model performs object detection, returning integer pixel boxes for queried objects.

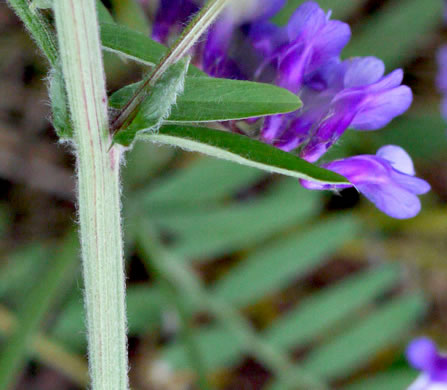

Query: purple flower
[406,338,447,389]
[151,0,427,219]
[253,5,412,160]
[436,45,447,122]
[301,145,430,219]
[261,56,412,162]
[152,0,199,44]
[251,1,351,93]
[300,57,413,162]
[152,0,285,78]
[203,0,286,77]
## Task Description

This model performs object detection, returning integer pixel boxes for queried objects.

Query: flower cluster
[406,338,447,390]
[151,0,430,218]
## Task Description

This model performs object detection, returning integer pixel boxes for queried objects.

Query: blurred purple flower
[406,338,447,390]
[436,45,447,122]
[251,1,351,93]
[203,0,286,77]
[301,146,430,219]
[261,56,412,161]
[152,0,286,77]
[152,0,198,44]
[299,57,413,162]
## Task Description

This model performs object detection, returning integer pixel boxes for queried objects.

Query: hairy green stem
[53,1,128,389]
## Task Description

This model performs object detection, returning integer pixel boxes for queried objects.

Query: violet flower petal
[343,57,385,88]
[377,145,415,175]
[152,0,198,43]
[350,84,413,130]
[407,338,440,372]
[204,0,285,78]
[406,338,447,389]
[252,1,350,93]
[299,60,412,160]
[287,1,327,41]
[249,22,287,58]
[437,45,447,93]
[300,90,364,162]
[437,45,447,122]
[301,146,430,219]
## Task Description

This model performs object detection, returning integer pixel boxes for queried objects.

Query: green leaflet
[99,22,164,67]
[266,294,425,390]
[153,181,319,260]
[99,22,204,76]
[0,233,79,390]
[113,59,190,147]
[0,244,49,303]
[212,216,360,307]
[264,264,400,349]
[49,67,73,140]
[345,370,417,390]
[301,294,425,380]
[110,77,302,123]
[161,265,401,372]
[135,157,263,205]
[141,125,350,185]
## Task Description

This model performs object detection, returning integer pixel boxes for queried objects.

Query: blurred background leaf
[0,0,445,389]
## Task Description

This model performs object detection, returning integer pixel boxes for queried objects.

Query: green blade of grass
[0,233,79,390]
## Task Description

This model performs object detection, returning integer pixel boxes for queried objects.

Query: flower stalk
[53,1,128,389]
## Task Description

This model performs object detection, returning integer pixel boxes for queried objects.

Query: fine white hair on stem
[53,0,129,389]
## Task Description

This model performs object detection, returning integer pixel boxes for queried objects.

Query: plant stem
[53,1,128,389]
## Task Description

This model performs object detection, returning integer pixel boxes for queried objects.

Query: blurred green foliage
[0,0,445,389]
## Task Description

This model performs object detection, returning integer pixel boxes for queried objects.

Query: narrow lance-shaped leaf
[100,22,166,67]
[140,125,350,185]
[110,77,302,123]
[299,293,426,381]
[0,233,79,390]
[113,58,190,147]
[99,19,204,76]
[345,370,417,390]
